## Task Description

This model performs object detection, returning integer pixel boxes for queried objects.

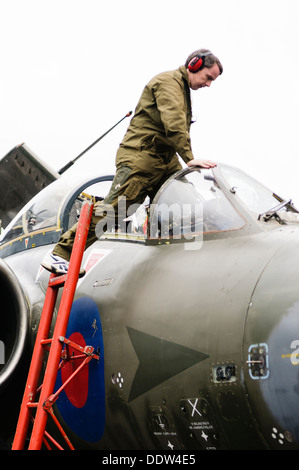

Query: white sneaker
[41,252,85,277]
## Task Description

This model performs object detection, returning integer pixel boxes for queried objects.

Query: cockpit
[0,164,298,258]
[0,175,112,257]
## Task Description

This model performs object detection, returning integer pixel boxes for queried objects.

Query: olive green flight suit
[53,66,195,261]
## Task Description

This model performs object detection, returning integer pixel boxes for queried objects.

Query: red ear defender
[187,52,213,73]
[188,55,203,73]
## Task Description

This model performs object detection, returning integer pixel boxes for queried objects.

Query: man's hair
[185,49,223,75]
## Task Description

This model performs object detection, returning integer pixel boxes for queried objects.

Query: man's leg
[51,201,114,262]
[51,223,77,262]
[41,166,147,274]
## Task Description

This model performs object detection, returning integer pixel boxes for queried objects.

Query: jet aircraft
[0,151,299,450]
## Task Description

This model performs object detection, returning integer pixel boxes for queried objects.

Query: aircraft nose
[244,240,299,449]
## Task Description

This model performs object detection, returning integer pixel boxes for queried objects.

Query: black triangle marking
[127,327,209,401]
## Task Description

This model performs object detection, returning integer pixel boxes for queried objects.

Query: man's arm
[154,77,194,163]
[154,76,217,169]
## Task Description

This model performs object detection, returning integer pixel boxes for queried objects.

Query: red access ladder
[12,200,98,450]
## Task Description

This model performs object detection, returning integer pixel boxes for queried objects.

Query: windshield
[219,165,296,217]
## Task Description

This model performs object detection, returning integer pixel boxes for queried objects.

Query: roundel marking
[60,332,88,408]
[55,297,105,443]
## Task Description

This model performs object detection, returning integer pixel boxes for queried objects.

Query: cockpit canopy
[0,164,298,258]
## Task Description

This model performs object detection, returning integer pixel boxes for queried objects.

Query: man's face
[188,63,220,90]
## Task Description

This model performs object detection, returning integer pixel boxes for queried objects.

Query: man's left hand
[187,159,217,168]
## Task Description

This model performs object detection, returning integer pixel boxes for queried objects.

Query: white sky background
[0,0,298,204]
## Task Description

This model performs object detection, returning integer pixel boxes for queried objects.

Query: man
[42,48,223,275]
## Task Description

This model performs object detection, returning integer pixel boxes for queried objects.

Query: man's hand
[187,159,217,168]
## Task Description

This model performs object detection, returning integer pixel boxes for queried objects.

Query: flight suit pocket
[111,166,132,191]
[104,166,133,204]
[123,175,148,201]
[152,135,175,163]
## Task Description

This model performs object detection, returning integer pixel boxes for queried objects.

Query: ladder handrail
[11,272,63,449]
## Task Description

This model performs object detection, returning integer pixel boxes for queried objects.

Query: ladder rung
[48,273,67,288]
[40,339,52,345]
